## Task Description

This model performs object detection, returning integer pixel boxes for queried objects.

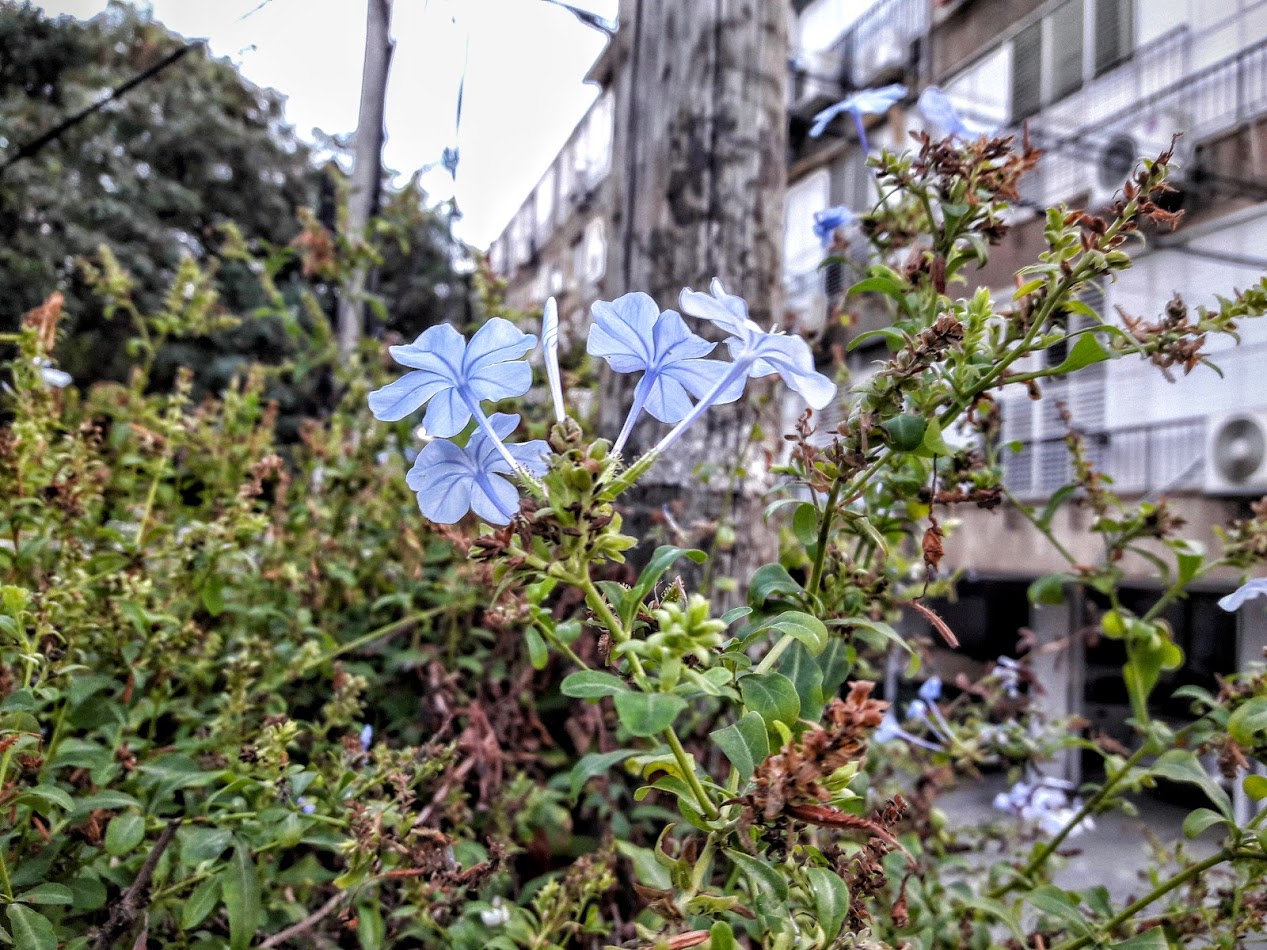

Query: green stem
[538,622,589,671]
[999,487,1079,567]
[572,571,718,820]
[807,478,844,598]
[753,632,797,676]
[290,607,447,679]
[1049,849,1234,950]
[989,741,1151,898]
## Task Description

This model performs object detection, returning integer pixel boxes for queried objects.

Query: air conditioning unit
[790,48,843,118]
[1088,110,1192,209]
[1205,412,1267,495]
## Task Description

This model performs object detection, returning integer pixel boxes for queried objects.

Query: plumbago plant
[368,130,1267,949]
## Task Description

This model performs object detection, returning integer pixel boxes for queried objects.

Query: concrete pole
[338,0,395,359]
[1029,587,1085,785]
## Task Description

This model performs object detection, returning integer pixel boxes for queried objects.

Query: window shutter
[1094,0,1133,76]
[1049,0,1085,102]
[1011,20,1043,121]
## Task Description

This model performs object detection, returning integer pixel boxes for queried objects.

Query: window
[1094,0,1133,75]
[1049,0,1084,102]
[1008,0,1135,121]
[1011,20,1043,120]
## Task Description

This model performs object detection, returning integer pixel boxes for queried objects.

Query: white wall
[1104,204,1267,429]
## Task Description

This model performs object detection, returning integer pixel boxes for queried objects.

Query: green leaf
[724,849,789,904]
[5,905,55,950]
[792,503,819,549]
[1108,929,1169,950]
[200,575,226,616]
[14,785,73,814]
[1228,697,1267,747]
[179,826,233,865]
[709,712,770,784]
[1028,573,1070,606]
[846,326,907,351]
[1025,886,1092,936]
[181,877,221,930]
[1037,484,1078,529]
[883,414,927,452]
[748,564,803,607]
[805,867,849,942]
[739,672,800,729]
[70,875,107,912]
[560,670,629,699]
[14,883,73,906]
[708,921,738,950]
[1150,750,1232,819]
[958,895,1027,943]
[524,627,548,670]
[1174,540,1204,586]
[358,902,386,950]
[1182,807,1227,839]
[779,641,825,723]
[1047,332,1110,375]
[625,546,706,627]
[221,844,261,950]
[613,693,687,738]
[916,418,952,457]
[104,812,145,856]
[758,610,828,655]
[1245,774,1267,801]
[818,639,853,697]
[615,841,671,889]
[567,749,636,801]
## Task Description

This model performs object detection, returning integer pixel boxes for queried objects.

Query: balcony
[1019,31,1267,209]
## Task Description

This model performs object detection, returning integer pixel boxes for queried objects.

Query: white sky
[35,0,615,249]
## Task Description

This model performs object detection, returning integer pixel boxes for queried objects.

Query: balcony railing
[1003,416,1207,500]
[1021,33,1267,208]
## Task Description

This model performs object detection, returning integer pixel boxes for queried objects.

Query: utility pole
[338,0,395,359]
[605,0,790,587]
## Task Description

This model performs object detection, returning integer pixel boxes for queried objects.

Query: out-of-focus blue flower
[587,291,743,453]
[810,83,907,149]
[813,206,855,248]
[873,709,942,751]
[917,86,998,140]
[406,413,549,525]
[1219,578,1267,612]
[359,724,374,752]
[35,359,72,388]
[993,777,1093,838]
[907,697,956,746]
[993,656,1024,698]
[368,318,537,437]
[918,676,942,702]
[297,796,316,815]
[542,297,567,424]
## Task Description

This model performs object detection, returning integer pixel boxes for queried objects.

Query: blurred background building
[488,0,1267,801]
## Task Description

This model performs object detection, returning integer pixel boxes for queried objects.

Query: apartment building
[490,0,1267,792]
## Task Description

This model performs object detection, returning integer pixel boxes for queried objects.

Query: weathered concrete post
[604,0,790,586]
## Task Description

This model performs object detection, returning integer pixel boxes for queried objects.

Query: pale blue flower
[406,413,548,525]
[643,280,837,457]
[813,206,855,248]
[1219,578,1267,612]
[810,83,907,149]
[587,291,743,453]
[296,796,316,815]
[918,676,942,702]
[542,297,567,424]
[907,698,955,745]
[359,724,374,752]
[993,656,1024,698]
[874,709,942,751]
[993,777,1093,838]
[917,86,997,140]
[369,318,537,473]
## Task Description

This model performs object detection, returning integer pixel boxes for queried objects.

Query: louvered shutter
[1011,20,1043,120]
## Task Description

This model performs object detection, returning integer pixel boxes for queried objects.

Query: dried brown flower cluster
[745,681,887,823]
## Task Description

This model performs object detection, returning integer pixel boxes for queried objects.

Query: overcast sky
[36,0,615,249]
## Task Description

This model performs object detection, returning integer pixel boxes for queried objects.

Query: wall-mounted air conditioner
[1088,110,1192,209]
[1205,412,1267,496]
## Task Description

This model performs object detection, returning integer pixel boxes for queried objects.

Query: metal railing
[1022,33,1267,208]
[1004,416,1207,500]
[832,0,928,89]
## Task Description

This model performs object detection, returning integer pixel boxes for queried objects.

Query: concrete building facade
[490,0,1267,796]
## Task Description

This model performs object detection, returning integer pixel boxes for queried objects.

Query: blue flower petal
[1219,578,1267,612]
[809,84,907,139]
[734,332,837,410]
[369,318,536,436]
[678,279,758,337]
[813,206,855,247]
